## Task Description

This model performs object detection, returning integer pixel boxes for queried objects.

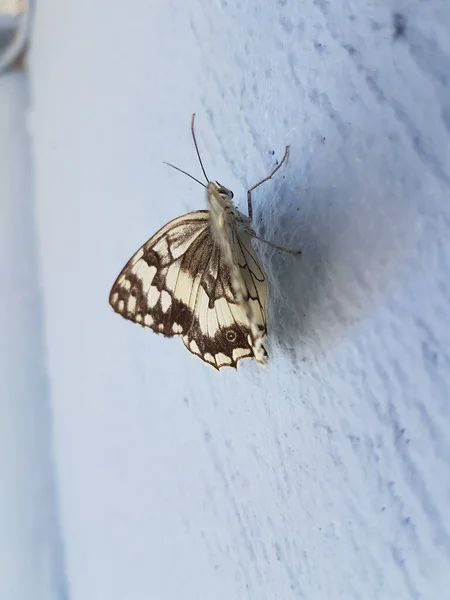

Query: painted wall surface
[29,1,450,598]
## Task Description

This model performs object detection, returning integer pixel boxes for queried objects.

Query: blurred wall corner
[0,1,69,597]
[0,0,31,74]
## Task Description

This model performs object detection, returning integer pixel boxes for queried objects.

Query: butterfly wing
[109,209,268,369]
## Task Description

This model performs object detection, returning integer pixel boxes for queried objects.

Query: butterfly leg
[250,232,302,255]
[247,145,290,221]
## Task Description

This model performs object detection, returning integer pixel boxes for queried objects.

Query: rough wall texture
[30,0,450,598]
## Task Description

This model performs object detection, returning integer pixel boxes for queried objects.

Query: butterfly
[109,115,300,370]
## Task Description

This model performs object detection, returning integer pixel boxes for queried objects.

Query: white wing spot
[190,340,200,354]
[147,286,160,308]
[197,288,210,334]
[158,323,164,332]
[233,347,251,362]
[144,314,154,327]
[135,263,157,295]
[175,270,196,305]
[111,292,119,304]
[153,237,170,259]
[136,314,143,324]
[161,290,172,313]
[216,353,232,367]
[204,353,215,365]
[166,259,182,292]
[118,300,125,312]
[172,323,183,334]
[127,296,136,314]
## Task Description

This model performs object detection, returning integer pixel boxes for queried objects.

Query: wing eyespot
[226,329,237,342]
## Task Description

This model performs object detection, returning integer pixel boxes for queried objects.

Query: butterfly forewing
[109,211,209,336]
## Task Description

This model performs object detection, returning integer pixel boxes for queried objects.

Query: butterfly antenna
[162,162,207,188]
[191,113,210,183]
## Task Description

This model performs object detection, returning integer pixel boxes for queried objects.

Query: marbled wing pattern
[109,208,268,369]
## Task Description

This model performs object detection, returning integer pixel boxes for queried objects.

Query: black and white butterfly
[109,115,300,370]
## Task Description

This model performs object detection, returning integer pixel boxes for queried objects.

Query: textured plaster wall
[30,1,450,598]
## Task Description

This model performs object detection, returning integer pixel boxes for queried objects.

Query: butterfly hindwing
[207,182,268,364]
[179,240,267,369]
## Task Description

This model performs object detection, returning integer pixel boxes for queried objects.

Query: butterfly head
[207,181,235,215]
[214,182,234,200]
